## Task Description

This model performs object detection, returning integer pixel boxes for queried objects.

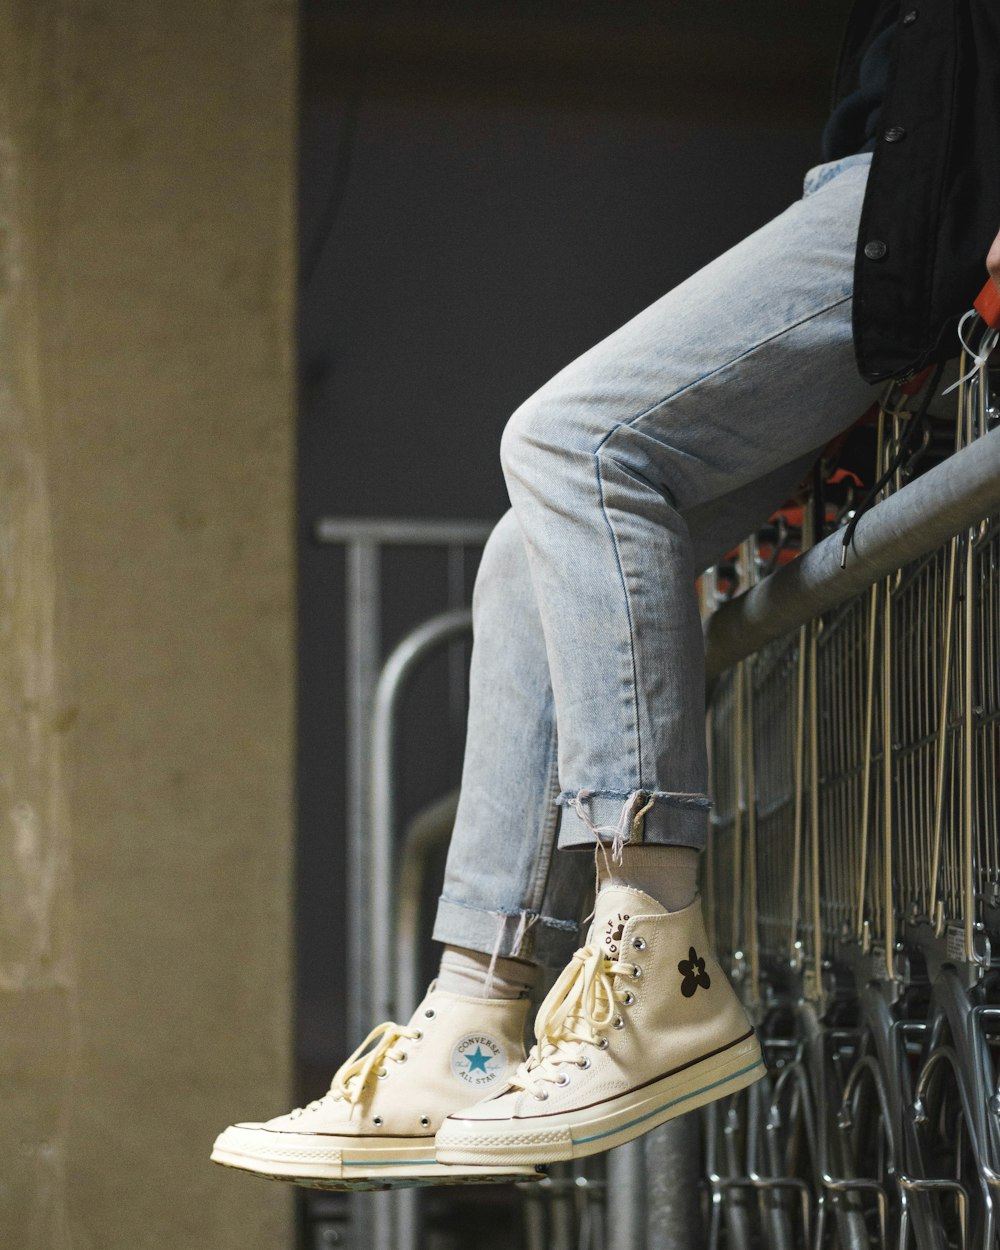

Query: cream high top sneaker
[212,985,542,1188]
[436,888,764,1167]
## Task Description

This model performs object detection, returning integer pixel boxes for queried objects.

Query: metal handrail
[704,425,1000,682]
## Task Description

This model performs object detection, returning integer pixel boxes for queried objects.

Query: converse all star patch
[451,1033,505,1089]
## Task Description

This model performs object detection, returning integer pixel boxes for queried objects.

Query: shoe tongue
[591,885,666,956]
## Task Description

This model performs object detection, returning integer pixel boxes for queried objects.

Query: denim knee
[502,388,685,517]
[499,391,568,498]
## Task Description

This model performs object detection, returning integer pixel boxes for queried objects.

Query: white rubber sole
[436,1032,766,1166]
[211,1125,543,1190]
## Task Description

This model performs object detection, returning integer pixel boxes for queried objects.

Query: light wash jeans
[433,154,879,967]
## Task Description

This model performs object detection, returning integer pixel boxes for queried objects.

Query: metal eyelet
[623,991,635,1006]
[556,1072,571,1087]
[632,936,646,951]
[578,1057,592,1070]
[373,1115,383,1126]
[420,1116,430,1127]
[632,965,642,979]
[612,1015,625,1030]
[533,1089,549,1101]
[413,1030,423,1041]
[377,1067,388,1079]
[395,1052,408,1063]
[597,1037,610,1050]
[424,1008,436,1019]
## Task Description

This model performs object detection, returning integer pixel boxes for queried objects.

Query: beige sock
[436,944,538,1001]
[598,844,700,912]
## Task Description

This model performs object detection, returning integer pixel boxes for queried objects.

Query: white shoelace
[290,1021,421,1116]
[511,943,637,1100]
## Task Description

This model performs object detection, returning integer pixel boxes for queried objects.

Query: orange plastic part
[973,278,1000,330]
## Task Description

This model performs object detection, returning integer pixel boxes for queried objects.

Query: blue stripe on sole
[574,1058,766,1146]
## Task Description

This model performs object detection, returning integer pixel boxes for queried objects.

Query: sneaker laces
[291,1021,420,1116]
[512,943,636,1098]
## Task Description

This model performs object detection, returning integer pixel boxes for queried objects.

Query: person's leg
[433,510,589,975]
[499,154,877,857]
[437,154,879,1166]
[430,443,812,983]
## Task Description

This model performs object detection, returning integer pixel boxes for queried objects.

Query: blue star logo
[465,1046,493,1075]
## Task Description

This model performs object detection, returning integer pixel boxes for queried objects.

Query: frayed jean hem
[555,787,710,853]
[432,894,582,969]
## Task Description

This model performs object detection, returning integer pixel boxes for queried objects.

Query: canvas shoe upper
[212,984,541,1188]
[436,888,764,1167]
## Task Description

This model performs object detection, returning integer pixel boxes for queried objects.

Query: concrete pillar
[1,3,297,1247]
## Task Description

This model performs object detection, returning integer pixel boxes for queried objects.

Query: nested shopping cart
[701,307,1000,1249]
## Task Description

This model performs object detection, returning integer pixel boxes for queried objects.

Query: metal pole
[644,1116,703,1249]
[368,610,474,1250]
[344,541,382,1250]
[704,425,1000,682]
[369,608,473,1025]
[396,792,460,1018]
[345,542,381,1057]
[606,1140,647,1250]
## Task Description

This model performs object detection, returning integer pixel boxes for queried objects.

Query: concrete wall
[1,3,297,1247]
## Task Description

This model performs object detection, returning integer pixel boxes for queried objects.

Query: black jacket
[841,0,1000,381]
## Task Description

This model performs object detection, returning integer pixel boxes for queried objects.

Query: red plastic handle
[973,278,1000,330]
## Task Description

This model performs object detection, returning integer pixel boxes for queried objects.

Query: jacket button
[864,240,888,261]
[883,126,907,143]
[902,9,918,24]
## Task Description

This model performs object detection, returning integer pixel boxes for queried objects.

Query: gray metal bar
[344,541,382,1250]
[316,516,495,546]
[369,609,474,1025]
[704,425,1000,682]
[366,611,473,1250]
[370,615,475,1250]
[395,791,460,1019]
[346,542,380,1049]
[644,1116,703,1249]
[606,1141,647,1250]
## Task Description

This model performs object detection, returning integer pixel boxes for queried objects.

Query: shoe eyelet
[578,1057,592,1070]
[597,1037,610,1050]
[632,965,642,979]
[632,936,646,951]
[373,1116,383,1126]
[420,1115,430,1127]
[424,1008,436,1019]
[396,1052,408,1063]
[612,1015,625,1030]
[377,1068,388,1079]
[413,1030,423,1041]
[623,991,635,1006]
[556,1072,571,1087]
[533,1090,549,1101]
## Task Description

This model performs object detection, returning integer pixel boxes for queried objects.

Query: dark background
[297,0,851,1113]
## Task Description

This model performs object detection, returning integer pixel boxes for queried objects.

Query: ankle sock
[436,944,538,1001]
[598,843,700,912]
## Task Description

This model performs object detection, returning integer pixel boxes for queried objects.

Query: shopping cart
[701,283,1000,1249]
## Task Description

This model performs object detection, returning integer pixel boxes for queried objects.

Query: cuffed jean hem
[556,788,711,852]
[432,895,582,969]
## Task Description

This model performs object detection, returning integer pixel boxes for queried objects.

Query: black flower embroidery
[678,947,711,997]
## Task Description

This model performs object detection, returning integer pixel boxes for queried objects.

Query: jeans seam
[526,712,562,912]
[595,451,643,789]
[591,293,854,456]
